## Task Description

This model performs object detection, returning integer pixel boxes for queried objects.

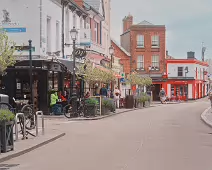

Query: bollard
[15,113,26,141]
[36,111,44,135]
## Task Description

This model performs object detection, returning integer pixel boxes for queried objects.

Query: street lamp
[109,45,114,68]
[70,26,78,113]
[109,45,114,95]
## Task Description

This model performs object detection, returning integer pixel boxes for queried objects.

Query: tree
[127,72,152,86]
[0,31,16,74]
[78,60,116,84]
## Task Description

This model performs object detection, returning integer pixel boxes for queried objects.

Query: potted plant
[145,95,151,107]
[136,97,143,108]
[0,109,15,153]
[108,98,116,112]
[101,98,110,115]
[84,98,99,117]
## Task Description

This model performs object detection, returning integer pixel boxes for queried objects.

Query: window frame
[137,35,144,48]
[151,55,159,68]
[178,67,183,77]
[151,35,160,48]
[137,55,144,69]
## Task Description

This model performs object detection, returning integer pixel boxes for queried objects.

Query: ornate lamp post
[109,45,114,94]
[70,27,78,113]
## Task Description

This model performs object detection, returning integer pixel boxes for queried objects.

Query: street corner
[0,130,66,163]
[201,106,212,128]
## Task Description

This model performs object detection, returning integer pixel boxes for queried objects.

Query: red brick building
[120,14,166,99]
[111,39,131,74]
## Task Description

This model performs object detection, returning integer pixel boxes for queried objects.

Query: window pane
[137,35,144,47]
[178,67,183,76]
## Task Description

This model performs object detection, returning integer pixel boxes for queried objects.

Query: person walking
[207,87,212,109]
[114,86,121,108]
[159,88,167,104]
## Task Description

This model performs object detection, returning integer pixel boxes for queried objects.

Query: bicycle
[63,98,86,118]
[13,98,35,130]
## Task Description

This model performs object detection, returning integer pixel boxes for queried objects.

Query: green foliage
[137,93,150,103]
[127,72,152,86]
[0,30,16,74]
[102,98,111,107]
[0,109,15,121]
[85,98,99,105]
[79,60,116,84]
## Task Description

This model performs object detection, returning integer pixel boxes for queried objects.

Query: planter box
[101,106,110,115]
[0,120,14,153]
[137,102,144,109]
[144,101,150,107]
[85,104,97,117]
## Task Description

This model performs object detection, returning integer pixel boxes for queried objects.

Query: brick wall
[111,40,131,74]
[130,26,166,74]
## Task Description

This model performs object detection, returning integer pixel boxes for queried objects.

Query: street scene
[0,0,212,169]
[1,100,212,170]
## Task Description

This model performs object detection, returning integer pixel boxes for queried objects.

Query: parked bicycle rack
[15,113,26,141]
[35,111,45,136]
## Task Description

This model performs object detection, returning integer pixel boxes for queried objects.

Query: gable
[84,0,104,17]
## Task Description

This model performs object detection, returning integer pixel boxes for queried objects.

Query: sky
[110,0,212,60]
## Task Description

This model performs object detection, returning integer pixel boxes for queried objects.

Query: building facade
[164,53,209,101]
[111,39,130,74]
[120,14,166,100]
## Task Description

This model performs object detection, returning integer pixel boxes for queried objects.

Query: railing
[15,110,45,141]
[35,111,45,136]
[15,113,26,141]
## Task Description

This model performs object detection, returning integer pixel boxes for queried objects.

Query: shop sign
[50,63,62,72]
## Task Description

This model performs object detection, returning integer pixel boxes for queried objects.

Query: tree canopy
[0,31,16,74]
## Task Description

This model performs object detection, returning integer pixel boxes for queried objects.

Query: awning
[58,58,79,73]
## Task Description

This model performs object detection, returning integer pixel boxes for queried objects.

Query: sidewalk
[0,119,65,163]
[201,107,212,127]
[43,103,163,121]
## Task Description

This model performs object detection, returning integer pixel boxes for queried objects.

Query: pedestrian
[100,84,108,97]
[114,86,121,108]
[208,87,212,109]
[159,88,167,104]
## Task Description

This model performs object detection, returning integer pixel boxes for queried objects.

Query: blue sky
[110,0,212,60]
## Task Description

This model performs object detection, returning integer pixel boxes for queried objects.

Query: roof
[137,20,154,25]
[111,38,130,57]
[84,0,101,11]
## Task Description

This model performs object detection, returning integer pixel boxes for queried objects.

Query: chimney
[187,51,195,59]
[72,0,83,7]
[123,13,133,33]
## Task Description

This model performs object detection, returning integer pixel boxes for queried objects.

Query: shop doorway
[152,84,161,101]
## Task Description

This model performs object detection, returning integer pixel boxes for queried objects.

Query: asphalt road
[3,100,212,170]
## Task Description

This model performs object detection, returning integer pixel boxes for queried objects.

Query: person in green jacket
[50,90,62,115]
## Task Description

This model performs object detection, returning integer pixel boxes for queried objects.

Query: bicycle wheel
[63,104,74,118]
[21,104,35,130]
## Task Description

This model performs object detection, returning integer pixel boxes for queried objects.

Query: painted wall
[0,0,40,56]
[167,63,207,80]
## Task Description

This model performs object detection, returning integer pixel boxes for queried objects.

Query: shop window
[171,85,174,96]
[178,67,183,77]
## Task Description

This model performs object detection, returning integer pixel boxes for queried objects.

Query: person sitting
[85,91,90,99]
[50,90,63,115]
